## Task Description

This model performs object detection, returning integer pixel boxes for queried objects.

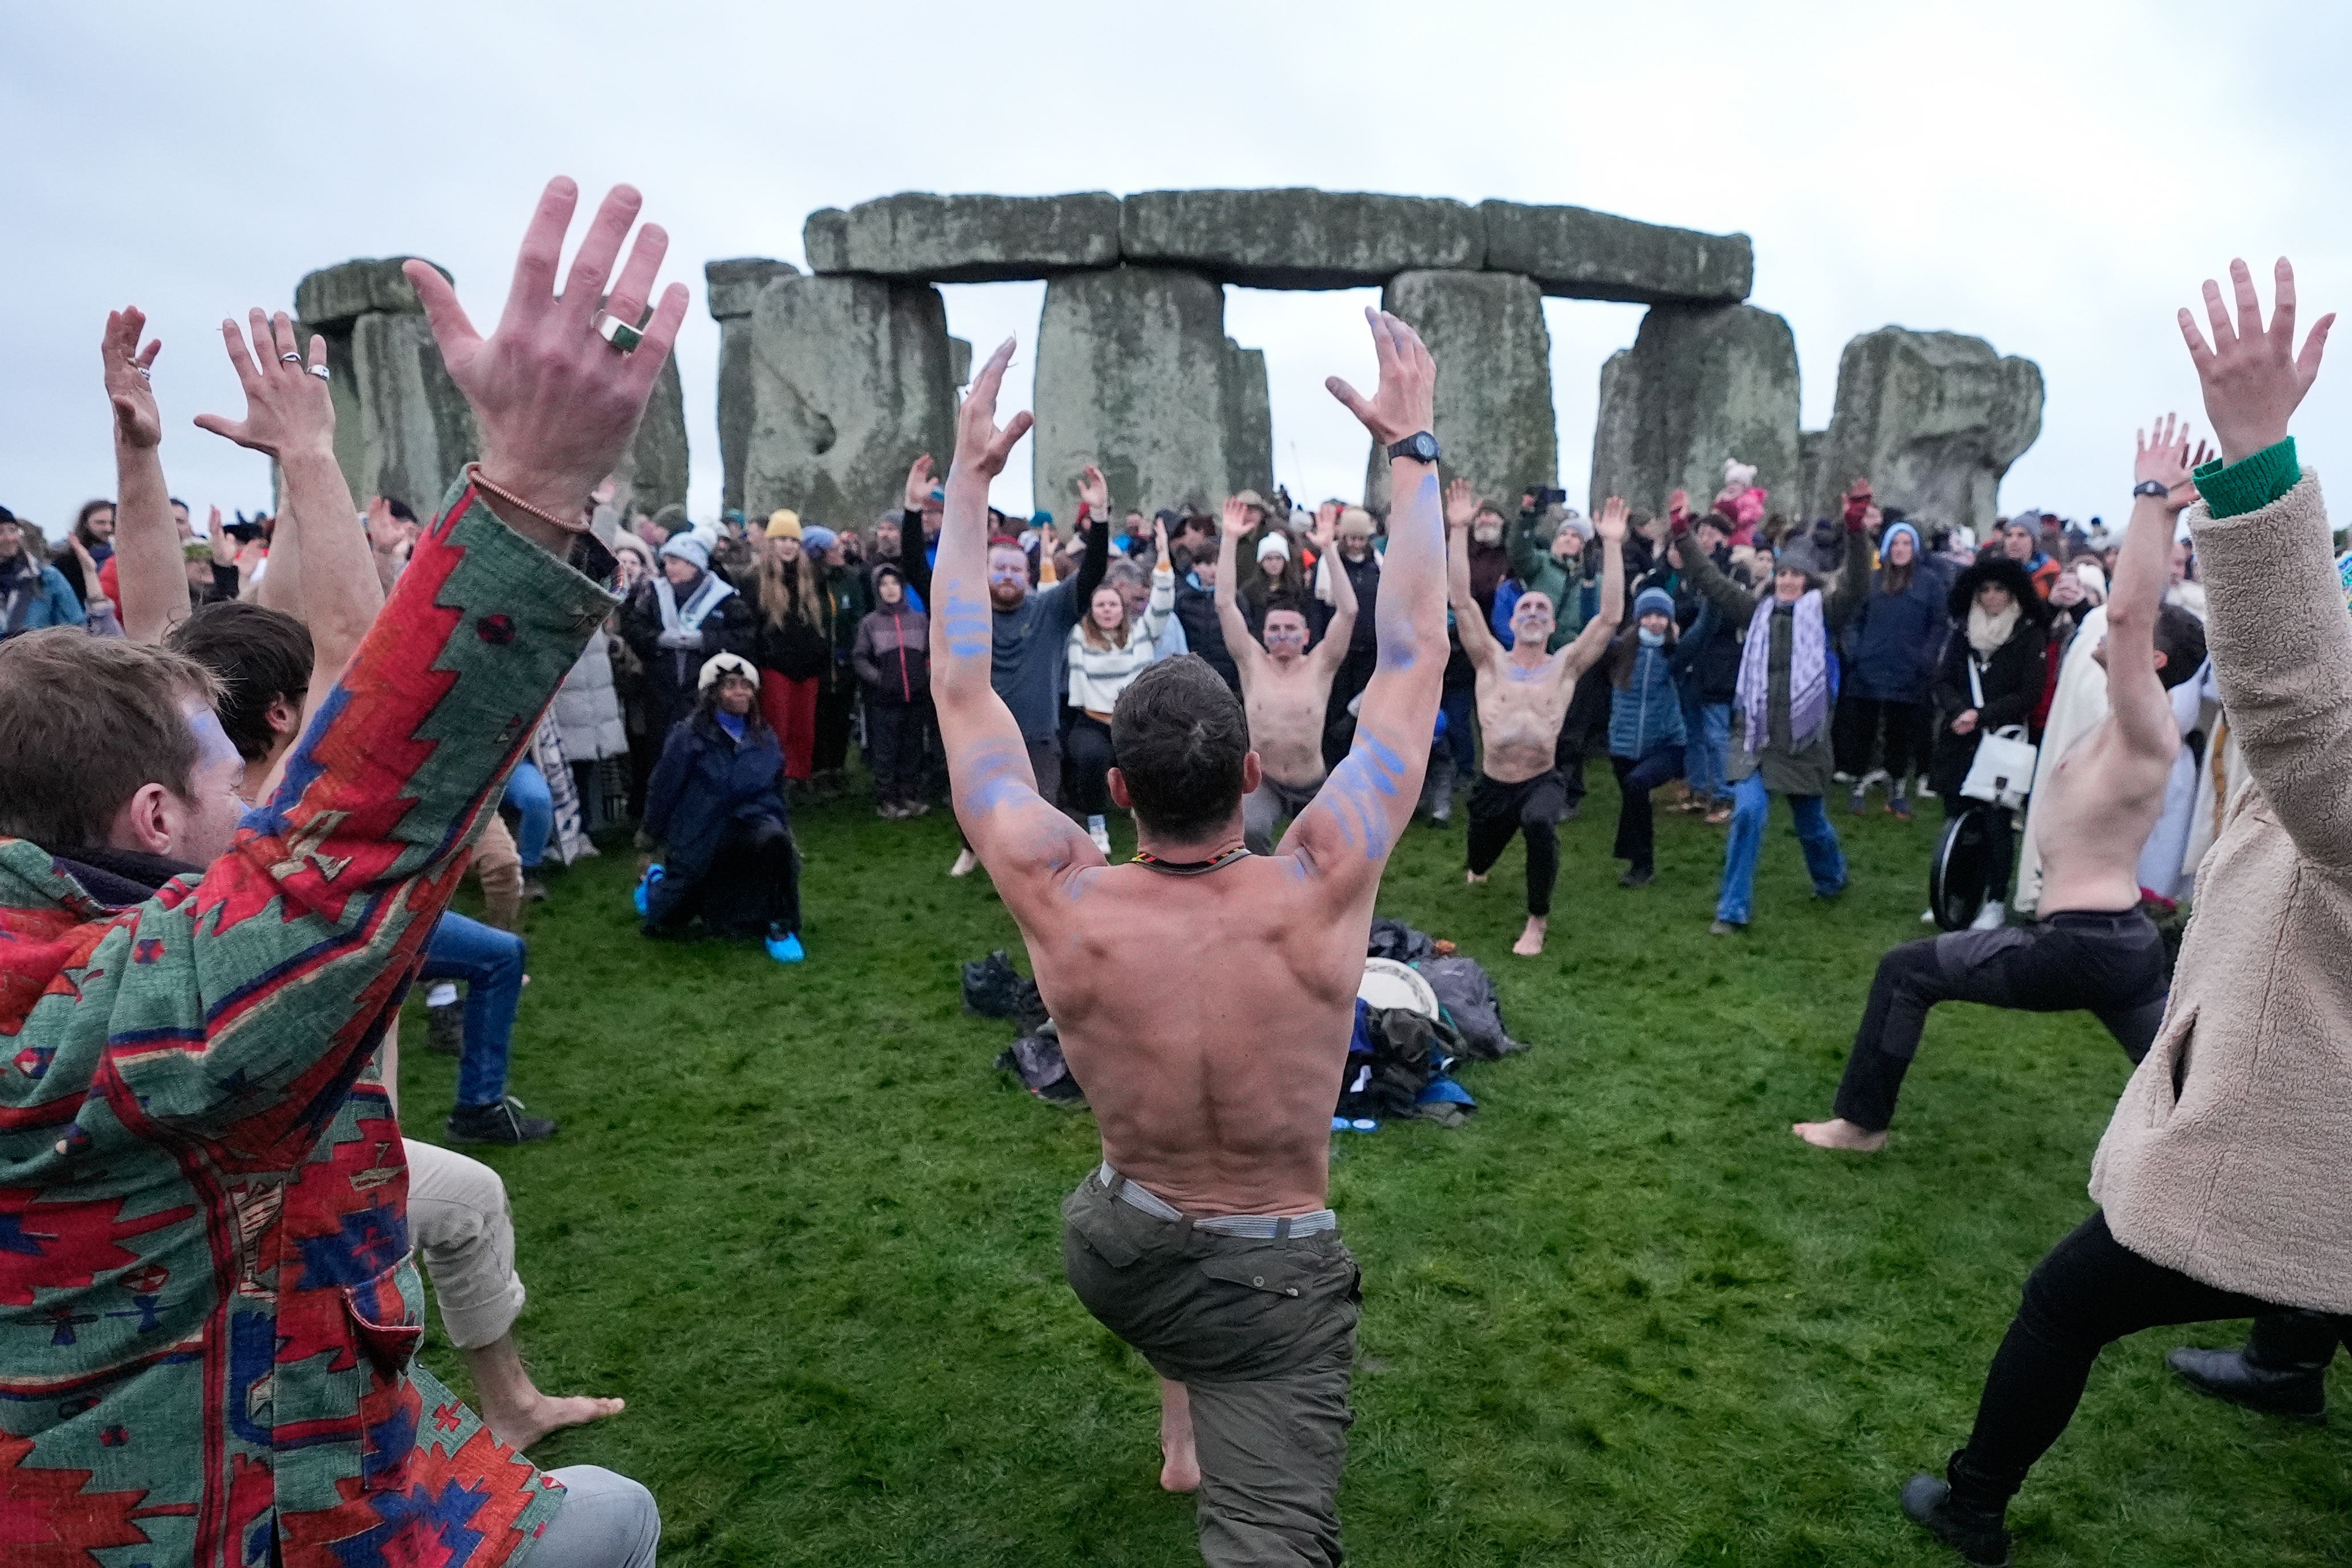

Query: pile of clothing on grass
[967,917,1532,1127]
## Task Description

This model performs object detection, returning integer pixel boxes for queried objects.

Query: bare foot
[1512,915,1547,957]
[479,1391,625,1452]
[1158,1378,1200,1493]
[1792,1118,1888,1152]
[1464,870,1487,885]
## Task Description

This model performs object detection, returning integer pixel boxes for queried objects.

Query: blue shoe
[633,864,663,917]
[765,928,805,964]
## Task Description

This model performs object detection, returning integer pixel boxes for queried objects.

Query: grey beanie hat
[1773,532,1828,584]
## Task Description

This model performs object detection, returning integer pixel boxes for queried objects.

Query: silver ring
[592,310,644,354]
[127,359,152,384]
[279,352,303,364]
[307,364,331,381]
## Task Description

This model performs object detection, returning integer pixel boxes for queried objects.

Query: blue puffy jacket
[1608,635,1688,760]
[1844,565,1950,704]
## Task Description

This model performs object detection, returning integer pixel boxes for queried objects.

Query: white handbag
[1959,655,2037,811]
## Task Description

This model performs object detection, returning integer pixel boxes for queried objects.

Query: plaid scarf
[1735,590,1828,753]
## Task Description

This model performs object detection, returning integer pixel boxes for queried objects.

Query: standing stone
[804,193,1121,283]
[1810,329,2044,537]
[707,259,800,515]
[1797,430,1832,525]
[1033,266,1271,518]
[740,274,957,527]
[1364,271,1555,512]
[617,352,689,520]
[294,258,471,514]
[1478,201,1752,304]
[1119,190,1483,290]
[1590,304,1800,520]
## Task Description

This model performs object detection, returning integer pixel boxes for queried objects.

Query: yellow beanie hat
[766,509,802,539]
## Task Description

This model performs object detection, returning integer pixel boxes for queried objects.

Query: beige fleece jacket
[2090,471,2352,1313]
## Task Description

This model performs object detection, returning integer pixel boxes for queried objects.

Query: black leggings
[657,817,800,940]
[1834,910,2169,1131]
[1467,770,1566,916]
[1610,746,1684,874]
[1064,714,1115,817]
[865,700,929,805]
[1838,695,1927,780]
[1949,1211,2352,1511]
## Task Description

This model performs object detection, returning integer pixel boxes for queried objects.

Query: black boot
[445,1095,558,1146]
[426,999,464,1057]
[1901,1454,2012,1567]
[2168,1310,2334,1423]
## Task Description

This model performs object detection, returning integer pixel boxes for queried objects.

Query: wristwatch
[1387,431,1442,465]
[2132,480,2171,499]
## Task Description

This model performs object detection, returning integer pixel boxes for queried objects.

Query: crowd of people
[1,170,2344,1568]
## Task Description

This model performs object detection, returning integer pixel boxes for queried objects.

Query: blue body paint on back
[941,576,991,659]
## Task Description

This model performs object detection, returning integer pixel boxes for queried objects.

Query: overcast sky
[9,0,2348,537]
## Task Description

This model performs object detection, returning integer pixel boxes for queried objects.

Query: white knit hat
[698,651,761,692]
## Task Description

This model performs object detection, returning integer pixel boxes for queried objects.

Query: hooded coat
[1929,556,2053,800]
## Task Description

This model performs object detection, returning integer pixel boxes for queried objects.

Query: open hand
[1308,508,1336,555]
[1220,496,1253,540]
[1327,308,1435,446]
[1152,514,1171,569]
[1594,497,1629,545]
[103,308,164,450]
[194,310,335,459]
[952,338,1033,482]
[406,177,691,533]
[2178,258,2333,465]
[2134,413,2200,513]
[366,496,409,553]
[904,454,937,512]
[206,506,228,558]
[1077,463,1109,516]
[1444,477,1476,532]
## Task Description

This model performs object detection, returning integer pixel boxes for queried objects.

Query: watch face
[1395,433,1441,463]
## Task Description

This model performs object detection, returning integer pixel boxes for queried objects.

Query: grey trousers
[532,1465,661,1566]
[1061,1173,1360,1567]
[405,1139,527,1350]
[1242,776,1325,857]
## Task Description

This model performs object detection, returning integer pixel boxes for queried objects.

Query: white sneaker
[1088,822,1113,856]
[1920,909,1938,924]
[949,847,979,878]
[1970,899,2007,931]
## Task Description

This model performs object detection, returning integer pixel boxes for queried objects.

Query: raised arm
[899,454,936,601]
[104,308,192,642]
[1284,309,1449,895]
[1445,476,1501,667]
[1140,515,1177,644]
[932,339,1097,896]
[1669,508,1759,623]
[1214,496,1265,682]
[2177,256,2352,867]
[196,311,384,792]
[2105,417,2202,760]
[1825,480,1875,629]
[1557,497,1627,678]
[1309,506,1358,673]
[116,178,688,1144]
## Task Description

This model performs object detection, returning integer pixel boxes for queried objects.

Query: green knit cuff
[2194,437,2300,519]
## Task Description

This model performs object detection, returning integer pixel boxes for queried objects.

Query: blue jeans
[417,911,524,1107]
[1682,693,1731,804]
[1715,772,1846,926]
[506,760,552,870]
[1439,685,1477,776]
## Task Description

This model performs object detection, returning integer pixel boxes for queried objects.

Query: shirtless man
[1448,479,1626,955]
[1794,416,2210,1152]
[1215,494,1358,854]
[933,311,1448,1567]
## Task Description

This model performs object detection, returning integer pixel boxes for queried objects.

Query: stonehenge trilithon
[1034,266,1272,517]
[1808,328,2045,538]
[804,193,1121,283]
[1478,201,1752,304]
[1118,190,1485,290]
[294,256,687,520]
[1592,304,1801,521]
[706,258,801,515]
[1364,270,1557,512]
[740,273,958,527]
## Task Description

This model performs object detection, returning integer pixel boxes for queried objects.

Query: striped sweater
[1065,569,1175,714]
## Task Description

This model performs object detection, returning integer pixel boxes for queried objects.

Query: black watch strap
[1387,431,1441,464]
[2132,480,2171,499]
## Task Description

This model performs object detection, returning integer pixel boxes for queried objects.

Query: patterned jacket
[0,483,613,1566]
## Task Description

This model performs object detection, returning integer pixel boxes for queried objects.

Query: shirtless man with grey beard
[1448,484,1626,955]
[931,309,1448,1567]
[1795,415,2211,1151]
[1214,495,1358,854]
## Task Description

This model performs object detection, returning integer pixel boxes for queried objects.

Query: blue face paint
[188,707,243,775]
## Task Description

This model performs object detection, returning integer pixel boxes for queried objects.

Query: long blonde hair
[758,536,828,631]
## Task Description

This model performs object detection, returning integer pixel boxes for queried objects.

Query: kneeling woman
[638,654,805,963]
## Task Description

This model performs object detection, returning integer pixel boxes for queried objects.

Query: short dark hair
[385,497,418,525]
[1109,656,1250,842]
[165,601,315,762]
[0,629,219,845]
[2154,604,2208,690]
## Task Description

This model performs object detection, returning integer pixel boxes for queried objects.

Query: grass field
[400,771,2349,1567]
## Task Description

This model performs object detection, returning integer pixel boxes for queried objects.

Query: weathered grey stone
[333,311,479,513]
[804,193,1120,284]
[294,258,449,327]
[1480,202,1751,305]
[1590,304,1800,519]
[1365,271,1555,512]
[1810,329,2043,536]
[1120,189,1483,290]
[949,336,972,389]
[618,351,689,519]
[1033,266,1271,516]
[1797,429,1832,525]
[706,259,801,513]
[740,274,957,526]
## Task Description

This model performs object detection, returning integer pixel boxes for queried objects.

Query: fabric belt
[1098,1163,1337,1239]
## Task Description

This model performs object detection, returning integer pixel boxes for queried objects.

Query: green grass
[401,774,2349,1567]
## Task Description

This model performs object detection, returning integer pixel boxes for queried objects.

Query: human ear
[1107,769,1133,810]
[1240,751,1263,795]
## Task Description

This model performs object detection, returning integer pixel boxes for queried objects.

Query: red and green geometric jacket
[0,484,613,1567]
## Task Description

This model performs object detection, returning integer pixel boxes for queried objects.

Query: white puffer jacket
[554,629,629,761]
